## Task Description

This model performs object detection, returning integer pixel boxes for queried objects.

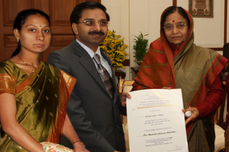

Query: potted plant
[133,32,148,65]
[100,30,128,71]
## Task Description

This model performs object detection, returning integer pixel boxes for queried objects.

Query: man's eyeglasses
[78,19,108,27]
[163,22,187,31]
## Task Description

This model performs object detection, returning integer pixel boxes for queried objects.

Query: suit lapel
[79,54,105,89]
[71,41,114,99]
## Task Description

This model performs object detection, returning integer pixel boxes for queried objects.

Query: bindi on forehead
[165,20,185,25]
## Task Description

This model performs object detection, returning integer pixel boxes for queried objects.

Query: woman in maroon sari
[132,6,228,152]
[225,75,229,151]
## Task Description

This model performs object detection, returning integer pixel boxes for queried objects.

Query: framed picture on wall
[189,0,213,18]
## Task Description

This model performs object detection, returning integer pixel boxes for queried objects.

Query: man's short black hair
[70,1,110,25]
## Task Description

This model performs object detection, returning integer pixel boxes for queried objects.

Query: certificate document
[127,89,188,152]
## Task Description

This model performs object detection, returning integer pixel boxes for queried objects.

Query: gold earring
[17,38,20,43]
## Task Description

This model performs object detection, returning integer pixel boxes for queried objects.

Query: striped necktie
[93,54,114,98]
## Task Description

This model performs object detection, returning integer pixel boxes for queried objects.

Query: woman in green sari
[0,9,89,152]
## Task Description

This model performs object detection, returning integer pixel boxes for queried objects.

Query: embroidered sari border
[190,55,227,107]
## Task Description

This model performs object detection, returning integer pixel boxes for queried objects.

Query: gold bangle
[72,140,84,145]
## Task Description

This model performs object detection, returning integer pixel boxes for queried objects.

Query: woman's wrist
[72,140,84,146]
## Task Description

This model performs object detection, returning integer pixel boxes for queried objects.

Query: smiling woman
[131,6,228,152]
[162,7,190,49]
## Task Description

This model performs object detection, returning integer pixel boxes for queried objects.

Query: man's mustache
[89,31,105,35]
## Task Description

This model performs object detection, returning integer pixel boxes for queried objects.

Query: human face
[72,8,108,52]
[15,14,51,54]
[163,11,188,47]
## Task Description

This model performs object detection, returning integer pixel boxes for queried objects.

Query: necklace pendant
[18,55,37,73]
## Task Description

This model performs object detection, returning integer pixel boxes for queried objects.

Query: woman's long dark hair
[11,9,50,57]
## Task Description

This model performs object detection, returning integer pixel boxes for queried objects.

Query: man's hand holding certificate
[127,89,188,152]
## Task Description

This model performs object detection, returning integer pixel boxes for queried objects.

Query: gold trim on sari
[0,60,76,151]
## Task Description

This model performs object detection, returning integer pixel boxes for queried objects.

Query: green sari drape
[0,60,76,152]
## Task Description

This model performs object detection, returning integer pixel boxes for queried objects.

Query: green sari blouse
[0,60,76,152]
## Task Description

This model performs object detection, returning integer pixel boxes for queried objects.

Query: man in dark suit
[47,1,130,152]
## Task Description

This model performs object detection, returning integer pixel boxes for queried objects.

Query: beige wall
[102,0,227,80]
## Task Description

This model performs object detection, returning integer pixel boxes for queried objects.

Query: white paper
[127,89,188,152]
